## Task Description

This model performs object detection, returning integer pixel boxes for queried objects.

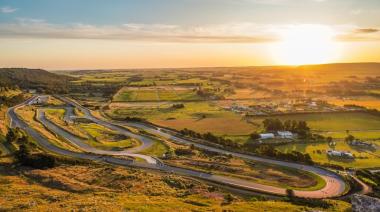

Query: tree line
[262,118,311,138]
[179,128,241,149]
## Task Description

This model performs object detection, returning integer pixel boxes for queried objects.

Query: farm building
[327,150,354,158]
[28,96,49,105]
[260,133,275,139]
[349,140,377,149]
[277,131,294,139]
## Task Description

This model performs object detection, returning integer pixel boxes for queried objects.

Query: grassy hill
[0,68,74,93]
[0,162,351,211]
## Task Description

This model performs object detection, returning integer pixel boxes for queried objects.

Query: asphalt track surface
[8,96,347,198]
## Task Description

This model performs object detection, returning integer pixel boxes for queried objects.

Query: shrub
[174,148,194,156]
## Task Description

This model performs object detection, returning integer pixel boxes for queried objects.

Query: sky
[0,0,380,69]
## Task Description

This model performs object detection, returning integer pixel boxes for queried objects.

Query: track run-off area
[7,95,348,198]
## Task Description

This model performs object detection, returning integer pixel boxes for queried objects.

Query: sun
[272,25,340,65]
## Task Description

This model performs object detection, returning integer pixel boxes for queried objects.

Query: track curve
[8,95,348,198]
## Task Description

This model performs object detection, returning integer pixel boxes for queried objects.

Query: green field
[108,102,259,135]
[45,108,65,119]
[113,86,199,102]
[277,140,380,168]
[320,131,380,140]
[79,123,141,151]
[257,112,380,132]
[138,140,169,157]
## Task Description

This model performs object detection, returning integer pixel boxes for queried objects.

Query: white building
[277,131,294,139]
[260,133,275,139]
[327,150,353,158]
[28,96,49,105]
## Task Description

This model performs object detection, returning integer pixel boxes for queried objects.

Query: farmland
[113,86,200,102]
[276,140,380,168]
[107,101,259,135]
[255,112,380,132]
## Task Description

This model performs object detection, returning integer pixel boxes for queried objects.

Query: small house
[277,131,294,139]
[260,133,275,139]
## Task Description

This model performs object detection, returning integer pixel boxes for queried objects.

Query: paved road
[37,109,157,164]
[8,95,348,198]
[56,96,154,153]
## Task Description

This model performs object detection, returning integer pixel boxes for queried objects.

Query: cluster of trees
[69,82,122,98]
[15,144,56,169]
[6,128,56,169]
[179,128,241,148]
[253,145,314,165]
[174,148,194,156]
[263,118,310,137]
[196,88,224,100]
[0,93,25,107]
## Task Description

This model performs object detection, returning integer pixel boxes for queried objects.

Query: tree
[284,120,292,131]
[223,194,234,205]
[345,135,355,143]
[250,132,261,140]
[286,189,295,199]
[5,128,17,143]
[263,118,283,132]
[15,144,30,162]
[17,135,28,144]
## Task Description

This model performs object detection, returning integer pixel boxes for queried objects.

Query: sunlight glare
[272,25,340,65]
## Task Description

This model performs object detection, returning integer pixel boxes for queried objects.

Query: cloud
[0,6,17,13]
[335,26,380,42]
[0,19,378,43]
[355,28,379,34]
[0,20,278,43]
[350,9,362,15]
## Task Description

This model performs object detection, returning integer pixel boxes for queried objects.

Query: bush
[289,197,332,209]
[250,132,261,140]
[286,189,295,199]
[172,104,185,109]
[174,148,194,156]
[222,194,234,205]
[22,154,56,169]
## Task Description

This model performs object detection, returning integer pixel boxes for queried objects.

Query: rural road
[8,95,348,198]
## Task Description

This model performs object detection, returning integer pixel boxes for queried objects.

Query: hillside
[0,162,351,211]
[0,68,74,93]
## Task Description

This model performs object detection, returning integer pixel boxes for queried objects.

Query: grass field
[256,112,380,132]
[113,86,199,102]
[277,140,380,168]
[108,102,259,135]
[138,140,169,157]
[327,96,380,110]
[167,156,325,190]
[45,109,88,138]
[79,123,141,151]
[320,131,380,140]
